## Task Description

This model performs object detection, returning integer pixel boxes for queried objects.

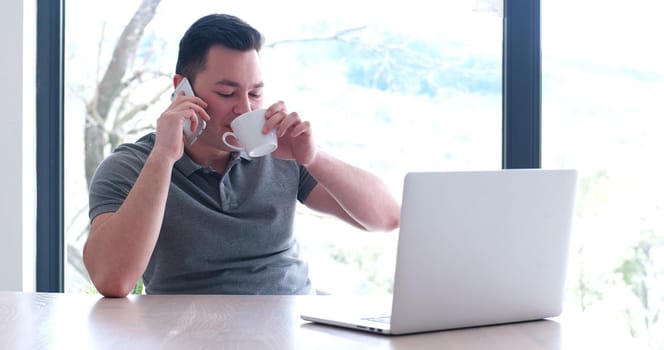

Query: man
[83,14,400,298]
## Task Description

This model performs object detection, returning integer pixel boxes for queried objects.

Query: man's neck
[184,144,233,174]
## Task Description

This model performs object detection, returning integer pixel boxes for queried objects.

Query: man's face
[191,45,264,151]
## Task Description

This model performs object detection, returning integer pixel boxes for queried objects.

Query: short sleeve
[297,165,318,203]
[88,145,148,221]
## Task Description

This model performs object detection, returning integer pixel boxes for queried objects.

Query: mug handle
[221,131,244,152]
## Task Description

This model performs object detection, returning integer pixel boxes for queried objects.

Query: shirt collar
[174,151,253,176]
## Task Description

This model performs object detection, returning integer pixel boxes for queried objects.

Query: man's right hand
[154,92,210,164]
[83,92,209,298]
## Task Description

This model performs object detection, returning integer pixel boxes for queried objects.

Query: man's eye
[217,92,233,97]
[250,93,262,98]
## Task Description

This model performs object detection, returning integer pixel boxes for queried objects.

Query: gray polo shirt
[88,133,318,295]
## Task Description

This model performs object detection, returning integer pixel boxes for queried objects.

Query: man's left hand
[264,101,317,166]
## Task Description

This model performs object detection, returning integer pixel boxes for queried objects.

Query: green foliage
[324,242,393,295]
[572,246,604,311]
[131,279,145,295]
[79,280,144,295]
[82,283,99,294]
[615,237,664,345]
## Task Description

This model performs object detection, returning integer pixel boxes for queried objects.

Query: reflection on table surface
[0,292,640,350]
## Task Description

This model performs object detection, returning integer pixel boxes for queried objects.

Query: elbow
[88,273,135,298]
[387,213,400,231]
[383,210,401,232]
[96,284,132,298]
[365,207,401,232]
[89,273,135,298]
[380,201,401,232]
[83,250,134,298]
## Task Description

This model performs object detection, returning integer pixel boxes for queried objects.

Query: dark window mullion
[36,0,65,292]
[503,0,542,169]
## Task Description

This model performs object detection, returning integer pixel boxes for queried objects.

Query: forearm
[304,150,400,232]
[83,152,174,297]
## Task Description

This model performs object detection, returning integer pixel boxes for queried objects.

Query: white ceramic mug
[222,109,277,157]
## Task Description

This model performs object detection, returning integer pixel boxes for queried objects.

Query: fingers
[289,120,311,138]
[184,109,204,133]
[171,95,210,122]
[264,101,287,133]
[265,111,310,138]
[265,101,286,116]
[168,97,210,140]
[264,102,309,137]
[156,95,209,148]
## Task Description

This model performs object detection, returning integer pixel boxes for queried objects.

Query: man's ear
[173,74,185,89]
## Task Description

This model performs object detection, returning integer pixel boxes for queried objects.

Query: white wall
[0,0,35,291]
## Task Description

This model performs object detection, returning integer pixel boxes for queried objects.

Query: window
[63,0,502,295]
[49,1,664,346]
[542,0,664,346]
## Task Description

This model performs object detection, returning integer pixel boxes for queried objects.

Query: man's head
[175,14,264,83]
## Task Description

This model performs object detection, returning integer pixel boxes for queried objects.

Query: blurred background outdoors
[64,0,663,348]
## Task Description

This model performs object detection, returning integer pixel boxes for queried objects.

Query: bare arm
[83,153,175,297]
[264,102,400,232]
[83,83,209,297]
[303,150,401,232]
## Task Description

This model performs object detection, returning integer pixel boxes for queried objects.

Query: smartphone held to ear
[171,77,206,144]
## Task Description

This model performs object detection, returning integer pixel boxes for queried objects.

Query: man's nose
[233,97,252,115]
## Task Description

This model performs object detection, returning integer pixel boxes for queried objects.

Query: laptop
[301,169,578,335]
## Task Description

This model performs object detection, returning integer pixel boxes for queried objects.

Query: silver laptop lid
[390,169,577,334]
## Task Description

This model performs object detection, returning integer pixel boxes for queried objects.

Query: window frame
[503,0,541,169]
[36,0,64,292]
[36,0,541,291]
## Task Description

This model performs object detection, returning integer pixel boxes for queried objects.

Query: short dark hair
[175,14,264,81]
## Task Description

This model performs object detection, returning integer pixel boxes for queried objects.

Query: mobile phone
[171,77,206,144]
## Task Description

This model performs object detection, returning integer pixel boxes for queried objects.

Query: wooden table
[0,292,639,349]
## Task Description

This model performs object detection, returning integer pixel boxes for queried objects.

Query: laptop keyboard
[363,316,391,324]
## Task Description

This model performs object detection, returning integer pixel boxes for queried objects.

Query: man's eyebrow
[214,80,264,89]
